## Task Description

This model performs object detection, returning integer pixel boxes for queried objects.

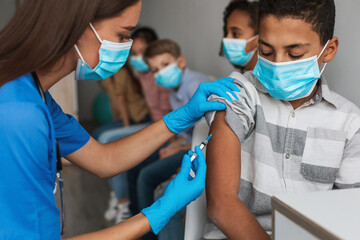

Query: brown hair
[0,0,140,87]
[143,39,181,63]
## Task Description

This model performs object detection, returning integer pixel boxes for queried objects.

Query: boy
[136,39,211,240]
[129,27,172,122]
[204,0,360,239]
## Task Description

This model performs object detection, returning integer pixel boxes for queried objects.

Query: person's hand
[141,146,206,234]
[163,77,240,133]
[159,144,182,159]
[159,138,186,159]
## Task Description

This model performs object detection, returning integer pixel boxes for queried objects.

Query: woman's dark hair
[0,0,140,87]
[259,0,335,46]
[131,27,158,44]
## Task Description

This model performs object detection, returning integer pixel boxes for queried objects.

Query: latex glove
[163,77,240,133]
[141,146,206,234]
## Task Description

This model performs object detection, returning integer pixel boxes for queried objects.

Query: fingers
[187,150,194,156]
[178,153,192,179]
[204,83,239,102]
[193,146,207,184]
[220,77,241,92]
[200,102,226,113]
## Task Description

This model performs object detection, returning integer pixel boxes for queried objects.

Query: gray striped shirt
[204,71,360,238]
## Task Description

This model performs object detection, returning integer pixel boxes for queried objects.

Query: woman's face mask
[74,23,133,81]
[252,40,330,101]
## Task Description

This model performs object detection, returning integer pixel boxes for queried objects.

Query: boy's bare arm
[206,111,269,240]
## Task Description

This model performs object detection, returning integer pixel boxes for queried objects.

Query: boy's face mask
[74,23,133,81]
[222,35,258,66]
[130,56,149,72]
[154,63,182,89]
[252,40,330,101]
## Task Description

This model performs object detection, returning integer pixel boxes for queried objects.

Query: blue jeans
[92,115,151,141]
[108,172,128,199]
[92,116,150,200]
[137,150,187,211]
[137,150,187,240]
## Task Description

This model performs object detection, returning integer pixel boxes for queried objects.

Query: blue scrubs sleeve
[45,92,90,157]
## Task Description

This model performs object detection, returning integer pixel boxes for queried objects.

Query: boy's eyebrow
[259,39,274,49]
[285,43,311,49]
[259,39,311,49]
[230,26,243,31]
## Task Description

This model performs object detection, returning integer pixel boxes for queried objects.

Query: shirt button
[286,154,290,159]
[291,112,296,118]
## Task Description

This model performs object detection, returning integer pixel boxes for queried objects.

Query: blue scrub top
[0,74,90,239]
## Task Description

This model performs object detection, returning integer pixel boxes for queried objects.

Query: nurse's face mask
[252,40,330,101]
[222,35,258,66]
[74,23,133,81]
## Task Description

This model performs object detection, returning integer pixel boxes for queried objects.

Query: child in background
[129,27,172,122]
[95,64,150,224]
[134,39,211,240]
[221,0,259,72]
[205,0,360,239]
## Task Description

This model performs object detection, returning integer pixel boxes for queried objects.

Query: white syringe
[189,134,212,177]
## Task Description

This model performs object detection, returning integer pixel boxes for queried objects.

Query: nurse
[0,0,239,239]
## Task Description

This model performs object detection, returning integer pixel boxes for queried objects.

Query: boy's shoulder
[185,68,211,83]
[325,87,360,116]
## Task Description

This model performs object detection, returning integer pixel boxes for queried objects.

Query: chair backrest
[184,118,210,240]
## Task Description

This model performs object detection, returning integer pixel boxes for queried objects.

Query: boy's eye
[289,53,304,60]
[259,48,273,57]
[232,31,240,38]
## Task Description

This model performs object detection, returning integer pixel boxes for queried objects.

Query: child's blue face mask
[74,23,132,81]
[154,63,182,89]
[222,35,258,66]
[130,56,149,72]
[253,40,329,101]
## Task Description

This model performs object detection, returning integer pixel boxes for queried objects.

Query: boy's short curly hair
[143,39,181,62]
[223,0,260,38]
[259,0,335,45]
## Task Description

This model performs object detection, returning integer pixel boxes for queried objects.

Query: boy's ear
[323,37,339,63]
[177,55,186,70]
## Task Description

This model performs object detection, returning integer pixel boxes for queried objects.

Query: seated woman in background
[93,63,151,224]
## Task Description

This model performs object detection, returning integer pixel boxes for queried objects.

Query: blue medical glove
[141,146,207,234]
[163,77,240,133]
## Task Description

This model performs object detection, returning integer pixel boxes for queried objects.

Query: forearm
[207,196,269,240]
[63,213,150,240]
[67,119,175,178]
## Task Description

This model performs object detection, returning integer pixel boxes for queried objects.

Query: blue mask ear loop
[316,40,330,76]
[31,72,66,235]
[74,23,103,63]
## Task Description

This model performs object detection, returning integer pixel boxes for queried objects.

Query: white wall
[323,0,360,106]
[0,0,16,30]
